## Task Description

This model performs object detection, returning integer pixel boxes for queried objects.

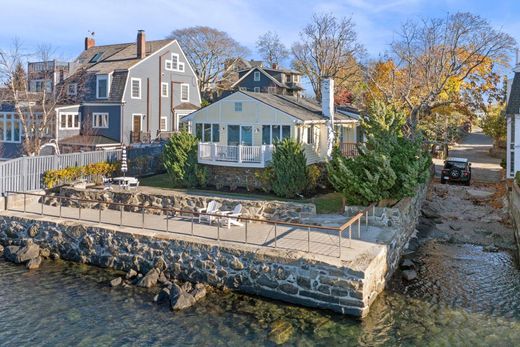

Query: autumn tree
[168,26,249,95]
[367,12,515,134]
[291,13,365,102]
[256,31,289,66]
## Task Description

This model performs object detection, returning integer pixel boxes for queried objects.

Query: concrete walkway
[433,127,503,183]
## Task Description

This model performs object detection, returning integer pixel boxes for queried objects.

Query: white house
[506,62,520,178]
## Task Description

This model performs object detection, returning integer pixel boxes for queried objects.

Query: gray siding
[80,105,122,141]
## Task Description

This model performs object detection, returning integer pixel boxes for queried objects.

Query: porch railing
[130,131,151,144]
[198,143,274,167]
[340,142,359,157]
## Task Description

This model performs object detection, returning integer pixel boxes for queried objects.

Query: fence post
[41,195,44,215]
[338,228,342,258]
[23,192,26,213]
[119,205,123,227]
[21,157,27,192]
[245,220,248,244]
[357,218,361,238]
[274,223,277,248]
[238,145,242,163]
[349,225,352,248]
[217,216,220,243]
[307,226,311,252]
[142,206,145,229]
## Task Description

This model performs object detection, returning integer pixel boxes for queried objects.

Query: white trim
[253,87,260,93]
[58,111,80,130]
[81,103,122,107]
[96,74,109,99]
[132,114,144,132]
[92,112,109,129]
[161,82,169,97]
[254,71,261,81]
[230,67,285,89]
[165,59,173,71]
[180,83,189,102]
[172,41,202,104]
[131,77,142,99]
[171,53,180,71]
[0,112,22,143]
[67,83,77,96]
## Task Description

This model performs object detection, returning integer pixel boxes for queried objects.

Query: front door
[240,126,252,146]
[132,115,142,142]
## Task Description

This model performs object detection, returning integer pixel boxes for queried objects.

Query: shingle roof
[507,72,520,115]
[60,134,120,146]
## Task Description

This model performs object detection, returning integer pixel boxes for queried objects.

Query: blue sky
[0,0,518,67]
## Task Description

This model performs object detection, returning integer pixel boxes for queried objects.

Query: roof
[231,66,303,91]
[60,135,120,146]
[446,157,468,163]
[506,71,520,115]
[175,102,199,110]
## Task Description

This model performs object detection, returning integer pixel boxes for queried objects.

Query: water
[1,240,520,346]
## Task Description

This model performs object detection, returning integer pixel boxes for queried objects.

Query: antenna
[88,30,95,37]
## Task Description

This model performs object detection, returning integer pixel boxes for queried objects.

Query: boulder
[0,244,4,257]
[191,286,207,301]
[158,272,169,285]
[110,277,123,287]
[50,252,60,260]
[155,287,171,304]
[171,290,197,310]
[400,259,415,269]
[483,244,499,253]
[26,256,42,270]
[181,282,192,292]
[466,189,494,201]
[449,224,462,231]
[3,245,20,262]
[27,223,40,238]
[126,269,138,280]
[402,270,417,281]
[421,206,441,220]
[40,248,51,259]
[154,257,167,272]
[15,243,40,264]
[137,268,160,288]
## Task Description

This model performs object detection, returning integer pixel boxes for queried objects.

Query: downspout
[158,55,162,134]
[171,81,175,131]
[120,103,124,146]
[146,78,150,132]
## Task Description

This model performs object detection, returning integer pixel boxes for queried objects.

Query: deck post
[358,218,361,238]
[23,192,26,213]
[274,223,277,248]
[338,228,342,258]
[237,145,242,163]
[211,143,217,163]
[349,225,352,248]
[261,145,265,166]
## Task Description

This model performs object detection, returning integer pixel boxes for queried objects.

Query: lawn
[139,173,344,214]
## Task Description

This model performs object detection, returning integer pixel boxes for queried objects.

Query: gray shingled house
[55,30,201,152]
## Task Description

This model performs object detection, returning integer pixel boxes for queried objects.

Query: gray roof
[507,72,520,115]
[60,134,120,146]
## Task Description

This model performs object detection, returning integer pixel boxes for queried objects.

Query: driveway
[433,127,503,183]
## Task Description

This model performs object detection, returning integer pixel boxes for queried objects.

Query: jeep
[441,157,471,185]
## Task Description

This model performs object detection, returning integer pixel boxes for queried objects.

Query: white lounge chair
[198,200,221,224]
[219,204,244,229]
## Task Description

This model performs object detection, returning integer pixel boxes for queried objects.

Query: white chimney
[321,77,335,158]
[515,48,520,73]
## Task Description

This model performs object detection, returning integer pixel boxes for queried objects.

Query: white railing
[198,143,273,167]
[0,149,121,196]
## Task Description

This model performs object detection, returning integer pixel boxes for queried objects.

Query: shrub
[163,131,206,188]
[255,167,274,193]
[43,162,117,188]
[306,164,322,193]
[271,138,308,198]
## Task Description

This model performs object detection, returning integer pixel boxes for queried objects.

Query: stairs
[303,144,323,165]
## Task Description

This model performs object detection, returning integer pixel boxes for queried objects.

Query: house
[181,78,360,170]
[54,30,201,152]
[506,61,520,178]
[27,60,71,94]
[227,62,304,97]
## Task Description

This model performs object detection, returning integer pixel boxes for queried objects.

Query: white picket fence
[0,149,122,196]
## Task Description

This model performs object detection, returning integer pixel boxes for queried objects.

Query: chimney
[84,37,95,50]
[272,63,278,70]
[321,77,334,119]
[137,30,146,59]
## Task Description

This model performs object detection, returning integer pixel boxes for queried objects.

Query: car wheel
[441,178,446,184]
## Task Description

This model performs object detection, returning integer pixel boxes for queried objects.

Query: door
[240,126,252,146]
[132,115,142,142]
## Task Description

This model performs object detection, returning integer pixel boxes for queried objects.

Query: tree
[271,139,308,198]
[163,131,206,188]
[367,12,516,134]
[480,103,506,145]
[168,26,249,95]
[291,13,365,102]
[256,31,289,66]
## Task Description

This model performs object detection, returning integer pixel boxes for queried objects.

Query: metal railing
[0,149,121,196]
[340,142,359,158]
[198,143,274,167]
[130,131,151,144]
[5,191,376,259]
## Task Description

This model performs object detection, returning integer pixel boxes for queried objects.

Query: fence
[0,150,121,196]
[5,191,376,259]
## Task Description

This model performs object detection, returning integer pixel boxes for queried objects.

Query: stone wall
[203,165,267,191]
[0,215,377,317]
[46,186,316,223]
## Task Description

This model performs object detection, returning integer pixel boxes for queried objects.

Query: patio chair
[127,177,140,190]
[102,177,113,191]
[219,204,244,229]
[197,200,221,224]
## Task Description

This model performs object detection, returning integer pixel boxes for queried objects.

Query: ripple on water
[1,240,520,346]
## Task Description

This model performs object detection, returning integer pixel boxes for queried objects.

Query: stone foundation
[203,165,267,191]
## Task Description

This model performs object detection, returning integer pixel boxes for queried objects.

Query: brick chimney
[272,63,278,70]
[137,30,146,59]
[84,37,95,50]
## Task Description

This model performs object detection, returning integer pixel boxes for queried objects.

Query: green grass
[140,173,344,213]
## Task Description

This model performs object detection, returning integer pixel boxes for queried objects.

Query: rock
[171,290,196,310]
[400,259,415,269]
[15,243,40,264]
[154,257,167,272]
[110,277,123,287]
[0,244,3,257]
[269,320,294,345]
[137,268,160,288]
[27,223,40,238]
[421,206,441,220]
[449,224,462,231]
[156,287,171,304]
[158,272,169,285]
[50,252,60,260]
[26,256,42,270]
[40,248,51,259]
[126,269,138,280]
[483,244,499,252]
[169,283,182,303]
[466,189,494,200]
[402,270,417,281]
[191,286,207,301]
[230,257,244,271]
[181,282,192,292]
[4,245,20,262]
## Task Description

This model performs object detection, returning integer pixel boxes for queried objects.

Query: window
[171,54,179,71]
[234,102,242,112]
[262,125,291,144]
[90,52,104,63]
[67,83,77,96]
[96,75,108,99]
[131,78,141,99]
[161,82,169,97]
[178,62,185,72]
[239,87,247,91]
[160,116,167,131]
[227,125,240,146]
[254,87,260,93]
[268,87,276,94]
[292,75,300,83]
[262,125,271,145]
[195,123,220,142]
[307,125,315,144]
[254,71,260,81]
[92,113,109,128]
[180,83,189,101]
[59,112,80,130]
[165,59,173,70]
[0,113,22,143]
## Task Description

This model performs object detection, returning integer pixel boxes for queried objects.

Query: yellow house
[181,80,360,168]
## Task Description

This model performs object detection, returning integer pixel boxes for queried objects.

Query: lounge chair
[198,200,221,224]
[219,204,244,229]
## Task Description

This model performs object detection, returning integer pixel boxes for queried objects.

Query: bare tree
[256,31,289,66]
[292,13,365,102]
[0,40,75,156]
[368,12,516,133]
[167,26,249,96]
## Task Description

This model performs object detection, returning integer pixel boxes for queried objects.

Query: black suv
[441,157,471,185]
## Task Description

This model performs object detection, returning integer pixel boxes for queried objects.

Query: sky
[0,0,519,70]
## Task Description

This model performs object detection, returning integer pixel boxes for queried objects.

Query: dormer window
[90,52,104,63]
[67,83,77,96]
[96,74,109,99]
[293,75,300,83]
[171,54,179,70]
[254,71,261,81]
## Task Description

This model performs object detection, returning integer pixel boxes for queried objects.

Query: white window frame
[180,83,189,102]
[0,112,22,143]
[165,59,173,71]
[67,83,77,96]
[161,82,169,97]
[178,62,185,72]
[160,116,168,131]
[292,75,300,83]
[92,112,109,129]
[59,112,80,130]
[131,77,141,99]
[254,87,260,93]
[96,74,109,99]
[254,71,261,81]
[234,102,242,112]
[238,87,247,91]
[171,53,179,71]
[132,114,144,132]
